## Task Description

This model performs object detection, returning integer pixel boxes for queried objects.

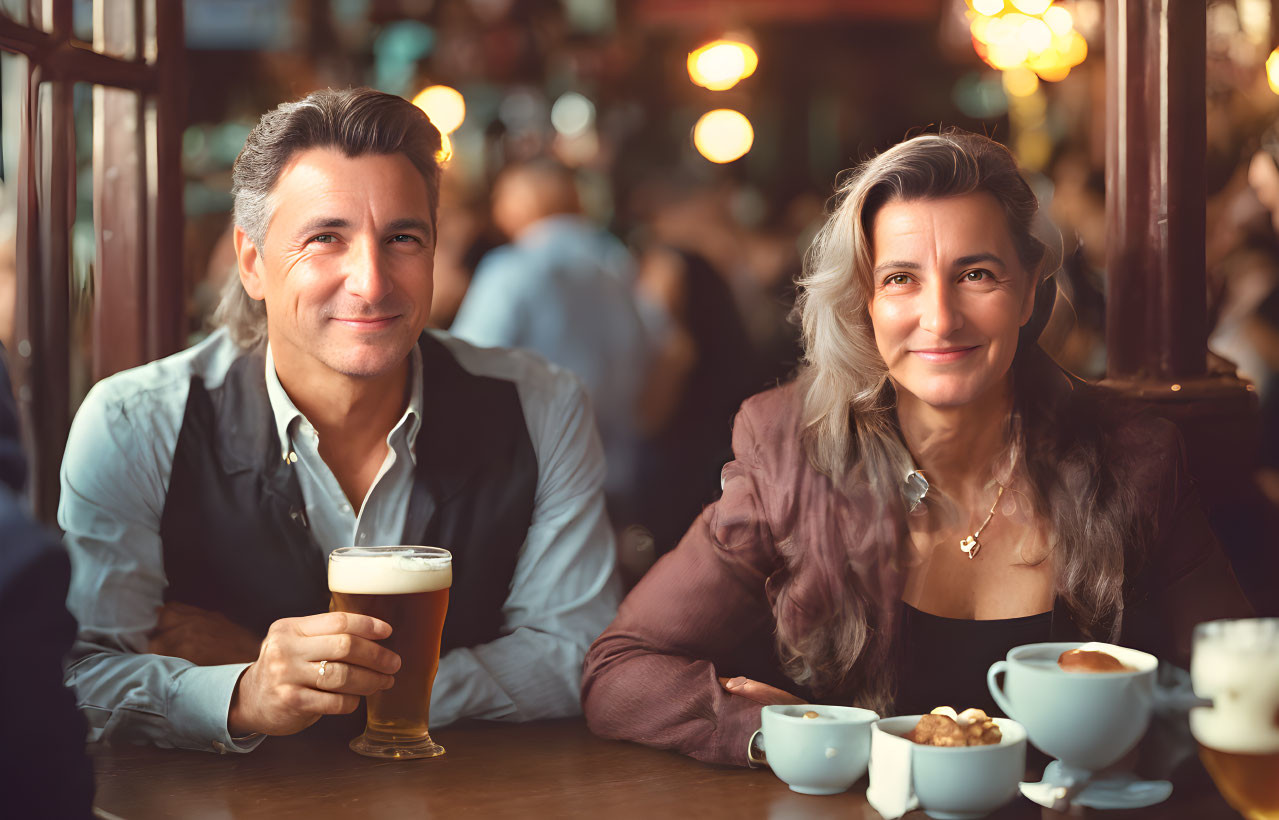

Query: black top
[894,602,1053,718]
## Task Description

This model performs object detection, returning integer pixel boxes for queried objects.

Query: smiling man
[60,88,621,752]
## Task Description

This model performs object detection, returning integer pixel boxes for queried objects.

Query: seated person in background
[581,129,1253,766]
[61,87,620,753]
[450,159,650,519]
[0,345,94,817]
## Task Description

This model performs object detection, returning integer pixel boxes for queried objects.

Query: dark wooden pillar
[1104,0,1207,382]
[1103,0,1274,611]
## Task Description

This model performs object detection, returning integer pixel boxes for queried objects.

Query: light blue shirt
[450,215,650,498]
[59,328,621,753]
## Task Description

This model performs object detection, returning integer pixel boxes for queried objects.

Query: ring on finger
[317,659,332,687]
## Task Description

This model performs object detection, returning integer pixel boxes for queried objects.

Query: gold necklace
[958,484,1006,560]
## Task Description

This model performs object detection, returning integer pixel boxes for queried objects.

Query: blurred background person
[451,159,650,523]
[0,343,95,818]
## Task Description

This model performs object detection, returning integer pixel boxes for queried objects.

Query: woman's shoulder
[732,381,810,470]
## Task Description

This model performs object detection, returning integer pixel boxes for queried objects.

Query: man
[60,88,620,752]
[450,160,651,517]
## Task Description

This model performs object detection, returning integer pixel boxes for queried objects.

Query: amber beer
[1190,619,1279,820]
[328,546,451,759]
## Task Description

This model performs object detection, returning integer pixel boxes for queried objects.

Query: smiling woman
[580,129,1254,767]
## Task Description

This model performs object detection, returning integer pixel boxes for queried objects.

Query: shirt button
[341,504,352,514]
[358,531,367,542]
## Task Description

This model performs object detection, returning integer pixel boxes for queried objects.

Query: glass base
[349,732,445,760]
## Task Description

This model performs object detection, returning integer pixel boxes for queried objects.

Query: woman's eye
[962,269,991,282]
[885,274,912,286]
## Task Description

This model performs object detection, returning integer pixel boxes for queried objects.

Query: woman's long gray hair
[776,130,1133,713]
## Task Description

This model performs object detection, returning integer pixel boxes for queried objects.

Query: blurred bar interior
[0,0,1276,609]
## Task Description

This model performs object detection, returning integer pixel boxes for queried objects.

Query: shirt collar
[263,342,424,460]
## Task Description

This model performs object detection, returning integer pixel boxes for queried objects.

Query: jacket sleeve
[581,406,783,766]
[1120,420,1253,668]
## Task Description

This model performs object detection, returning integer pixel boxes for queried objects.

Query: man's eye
[308,234,337,244]
[390,234,422,244]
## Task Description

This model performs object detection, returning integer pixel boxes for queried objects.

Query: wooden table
[91,719,1244,819]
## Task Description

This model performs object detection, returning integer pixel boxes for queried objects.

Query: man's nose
[343,237,394,304]
[919,279,963,337]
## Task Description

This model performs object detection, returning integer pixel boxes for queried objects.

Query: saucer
[1019,761,1172,811]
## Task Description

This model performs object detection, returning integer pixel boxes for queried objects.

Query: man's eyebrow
[295,217,351,237]
[955,253,1005,268]
[872,260,921,275]
[386,217,434,239]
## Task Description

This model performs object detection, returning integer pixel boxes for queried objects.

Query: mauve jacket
[580,382,1254,767]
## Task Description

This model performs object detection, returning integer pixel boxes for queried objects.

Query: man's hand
[718,676,806,706]
[228,612,401,737]
[148,602,262,666]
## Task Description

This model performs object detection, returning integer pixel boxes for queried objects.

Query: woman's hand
[718,676,806,706]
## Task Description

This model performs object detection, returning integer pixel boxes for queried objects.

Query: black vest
[158,334,538,652]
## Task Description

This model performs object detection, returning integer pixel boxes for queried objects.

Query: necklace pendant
[959,535,980,559]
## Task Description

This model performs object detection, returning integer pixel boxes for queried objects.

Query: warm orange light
[412,85,466,135]
[972,0,1004,15]
[1010,0,1051,14]
[1003,67,1040,97]
[1043,5,1073,37]
[687,40,758,92]
[693,109,754,163]
[1019,17,1053,53]
[1062,30,1088,66]
[1268,47,1279,94]
[436,132,453,163]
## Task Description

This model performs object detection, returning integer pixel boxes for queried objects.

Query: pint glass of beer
[328,546,451,759]
[1190,618,1279,820]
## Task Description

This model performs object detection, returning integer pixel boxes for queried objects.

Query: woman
[580,130,1253,766]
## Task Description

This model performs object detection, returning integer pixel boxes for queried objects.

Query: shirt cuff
[169,663,265,754]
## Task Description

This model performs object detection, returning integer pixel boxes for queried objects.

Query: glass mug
[1190,618,1279,820]
[327,546,452,759]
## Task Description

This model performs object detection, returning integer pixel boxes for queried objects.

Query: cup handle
[987,660,1016,720]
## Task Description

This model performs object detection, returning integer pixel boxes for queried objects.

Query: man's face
[237,148,435,380]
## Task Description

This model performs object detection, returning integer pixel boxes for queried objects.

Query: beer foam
[1191,633,1279,755]
[328,547,452,594]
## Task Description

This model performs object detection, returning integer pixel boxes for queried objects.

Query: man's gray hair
[214,87,443,348]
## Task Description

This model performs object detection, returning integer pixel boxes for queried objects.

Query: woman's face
[866,193,1037,410]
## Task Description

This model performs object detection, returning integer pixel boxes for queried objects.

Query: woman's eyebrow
[872,260,921,275]
[954,253,1005,268]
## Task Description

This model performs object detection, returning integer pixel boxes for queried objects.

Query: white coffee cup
[987,641,1157,771]
[759,704,879,795]
[869,716,1027,820]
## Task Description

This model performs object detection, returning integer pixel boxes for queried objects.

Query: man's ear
[232,225,266,301]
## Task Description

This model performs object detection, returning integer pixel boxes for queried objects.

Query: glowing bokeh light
[1267,47,1279,94]
[693,109,754,163]
[1010,0,1051,14]
[412,85,466,135]
[687,40,759,91]
[1002,67,1040,97]
[436,132,453,163]
[1043,5,1073,36]
[988,40,1031,70]
[551,92,595,137]
[1062,30,1088,66]
[973,0,1004,15]
[1019,18,1053,53]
